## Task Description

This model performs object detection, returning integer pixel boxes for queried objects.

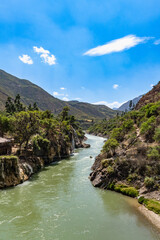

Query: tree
[12,111,40,150]
[129,100,133,111]
[14,94,25,112]
[0,115,10,137]
[60,106,70,121]
[5,97,15,114]
[33,102,39,111]
[5,94,25,114]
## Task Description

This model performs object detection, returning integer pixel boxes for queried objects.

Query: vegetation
[108,183,139,198]
[0,94,84,159]
[138,197,160,215]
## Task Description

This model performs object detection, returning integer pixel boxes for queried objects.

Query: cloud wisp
[113,84,119,89]
[154,39,160,45]
[19,54,33,64]
[33,46,56,65]
[84,35,152,56]
[93,101,125,109]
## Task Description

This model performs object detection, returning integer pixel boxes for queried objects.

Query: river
[0,134,159,240]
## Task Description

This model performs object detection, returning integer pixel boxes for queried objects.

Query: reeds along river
[0,134,159,240]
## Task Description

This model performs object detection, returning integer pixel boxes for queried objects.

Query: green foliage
[102,138,119,154]
[154,127,160,143]
[140,116,156,140]
[144,177,155,188]
[32,135,50,156]
[138,197,160,215]
[106,166,114,175]
[147,146,160,160]
[11,111,40,149]
[110,127,124,141]
[122,119,134,132]
[114,184,139,197]
[0,114,10,137]
[0,155,18,162]
[5,94,25,114]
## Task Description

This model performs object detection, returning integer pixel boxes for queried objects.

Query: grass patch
[108,183,139,198]
[138,197,160,215]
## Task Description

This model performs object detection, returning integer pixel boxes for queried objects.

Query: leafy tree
[14,94,25,112]
[11,111,40,150]
[60,106,70,121]
[0,115,10,137]
[5,97,15,114]
[5,94,25,114]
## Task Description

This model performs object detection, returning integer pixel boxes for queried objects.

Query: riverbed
[0,134,159,240]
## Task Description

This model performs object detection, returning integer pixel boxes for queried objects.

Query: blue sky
[0,0,160,108]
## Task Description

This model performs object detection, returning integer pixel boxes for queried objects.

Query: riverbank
[138,205,160,231]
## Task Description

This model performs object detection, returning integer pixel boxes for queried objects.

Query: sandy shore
[138,205,160,231]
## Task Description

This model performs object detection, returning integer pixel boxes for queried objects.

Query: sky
[0,0,160,108]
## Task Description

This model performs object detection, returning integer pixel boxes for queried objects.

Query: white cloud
[33,46,50,54]
[154,39,160,45]
[19,54,33,64]
[150,84,154,88]
[53,91,64,97]
[33,46,56,65]
[113,84,119,89]
[84,35,152,56]
[63,97,69,101]
[60,87,66,90]
[93,101,125,109]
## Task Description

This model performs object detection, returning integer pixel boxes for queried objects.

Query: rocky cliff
[0,132,89,188]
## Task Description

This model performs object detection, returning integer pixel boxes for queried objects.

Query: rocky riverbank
[0,133,90,189]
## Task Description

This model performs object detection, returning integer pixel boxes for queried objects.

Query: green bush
[140,116,155,139]
[106,166,114,175]
[102,138,119,154]
[122,119,134,132]
[32,135,50,156]
[144,177,155,188]
[138,197,160,215]
[154,127,160,143]
[147,147,160,160]
[110,127,124,141]
[114,184,139,197]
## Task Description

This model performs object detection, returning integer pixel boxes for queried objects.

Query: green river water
[0,134,159,240]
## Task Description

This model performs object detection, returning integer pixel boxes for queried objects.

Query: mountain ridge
[0,69,117,121]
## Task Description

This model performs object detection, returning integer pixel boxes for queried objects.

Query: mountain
[135,81,160,110]
[0,70,117,121]
[117,95,143,112]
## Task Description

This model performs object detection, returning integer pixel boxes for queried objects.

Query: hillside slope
[0,70,116,120]
[135,82,160,110]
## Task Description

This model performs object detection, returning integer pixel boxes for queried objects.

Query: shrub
[122,119,134,132]
[140,116,156,140]
[102,138,119,154]
[114,184,139,197]
[106,166,114,175]
[110,127,124,141]
[144,177,155,188]
[32,135,50,156]
[154,127,160,143]
[138,197,160,215]
[147,147,160,160]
